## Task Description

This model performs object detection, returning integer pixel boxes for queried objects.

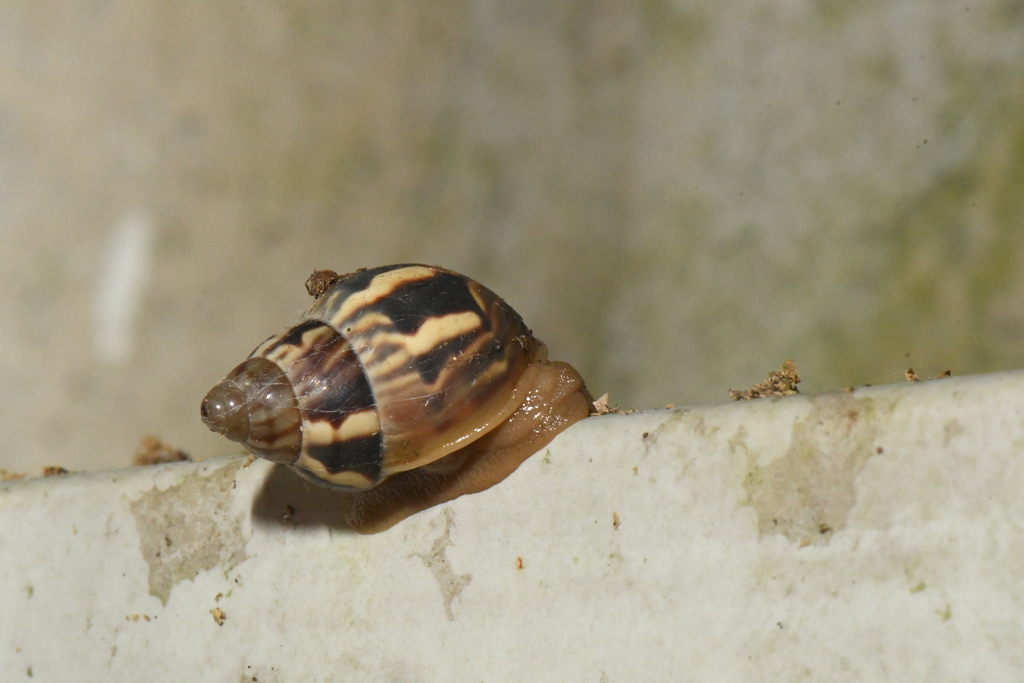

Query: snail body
[202,264,591,532]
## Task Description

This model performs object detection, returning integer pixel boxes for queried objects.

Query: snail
[201,264,592,533]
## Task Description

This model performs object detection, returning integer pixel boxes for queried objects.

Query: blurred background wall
[2,0,1023,474]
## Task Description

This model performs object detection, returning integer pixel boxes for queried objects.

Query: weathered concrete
[3,371,1023,681]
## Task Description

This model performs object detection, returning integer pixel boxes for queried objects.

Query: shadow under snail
[201,264,592,533]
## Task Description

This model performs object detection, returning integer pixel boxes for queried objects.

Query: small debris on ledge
[591,395,664,417]
[591,393,619,415]
[730,360,801,400]
[132,436,191,466]
[210,608,226,626]
[3,467,67,481]
[906,368,952,382]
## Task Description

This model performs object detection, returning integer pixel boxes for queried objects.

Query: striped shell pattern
[201,264,542,490]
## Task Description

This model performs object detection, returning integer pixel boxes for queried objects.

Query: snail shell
[201,264,591,530]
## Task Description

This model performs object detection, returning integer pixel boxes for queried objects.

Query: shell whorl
[303,265,539,474]
[248,320,384,489]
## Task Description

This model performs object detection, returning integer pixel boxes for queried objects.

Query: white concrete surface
[3,372,1024,682]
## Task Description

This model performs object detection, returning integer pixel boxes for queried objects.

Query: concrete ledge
[3,372,1024,681]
